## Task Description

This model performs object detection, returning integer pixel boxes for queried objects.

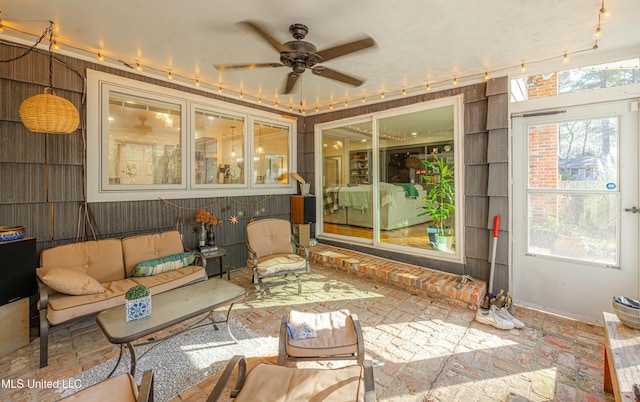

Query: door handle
[625,206,640,213]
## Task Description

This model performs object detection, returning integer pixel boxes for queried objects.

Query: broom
[481,215,501,309]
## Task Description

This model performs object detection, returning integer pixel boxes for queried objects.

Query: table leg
[107,344,125,378]
[604,346,613,394]
[219,255,224,278]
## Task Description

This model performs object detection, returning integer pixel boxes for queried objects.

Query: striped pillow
[129,251,196,277]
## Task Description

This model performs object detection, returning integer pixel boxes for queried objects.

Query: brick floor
[0,246,613,401]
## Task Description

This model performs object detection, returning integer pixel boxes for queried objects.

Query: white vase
[125,295,152,322]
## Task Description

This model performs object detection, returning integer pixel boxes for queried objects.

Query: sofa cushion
[122,231,185,277]
[39,238,125,283]
[129,251,196,277]
[37,267,105,296]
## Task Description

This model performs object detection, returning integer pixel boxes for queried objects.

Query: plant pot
[435,234,454,253]
[126,295,152,322]
[426,227,438,247]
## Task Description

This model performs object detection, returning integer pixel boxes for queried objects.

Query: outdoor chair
[278,309,365,366]
[207,355,376,402]
[61,370,154,402]
[246,218,310,299]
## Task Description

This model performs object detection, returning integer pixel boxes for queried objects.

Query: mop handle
[488,215,500,294]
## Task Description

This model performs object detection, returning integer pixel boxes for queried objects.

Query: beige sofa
[37,230,206,367]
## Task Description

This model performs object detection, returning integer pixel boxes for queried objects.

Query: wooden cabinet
[349,151,370,184]
[0,237,36,306]
[291,196,316,224]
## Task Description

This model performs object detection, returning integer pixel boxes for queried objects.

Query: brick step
[308,244,486,310]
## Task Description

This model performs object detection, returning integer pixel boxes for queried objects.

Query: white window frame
[87,70,297,202]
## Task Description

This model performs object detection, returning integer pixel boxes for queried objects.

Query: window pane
[107,92,182,185]
[194,109,244,185]
[253,121,290,185]
[510,58,640,102]
[528,193,617,264]
[528,117,618,190]
[378,106,455,253]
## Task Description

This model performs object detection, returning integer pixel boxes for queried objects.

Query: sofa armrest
[207,355,247,401]
[137,370,154,402]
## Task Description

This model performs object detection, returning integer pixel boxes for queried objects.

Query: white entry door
[513,100,639,323]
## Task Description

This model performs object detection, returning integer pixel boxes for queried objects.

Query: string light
[289,105,293,112]
[0,0,607,115]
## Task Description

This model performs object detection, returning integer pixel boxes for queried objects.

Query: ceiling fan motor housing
[280,40,322,73]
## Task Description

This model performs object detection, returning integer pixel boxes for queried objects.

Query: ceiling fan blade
[213,62,283,71]
[316,36,375,62]
[283,72,300,94]
[239,20,293,53]
[311,66,364,87]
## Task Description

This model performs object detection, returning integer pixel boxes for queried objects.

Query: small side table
[199,247,229,279]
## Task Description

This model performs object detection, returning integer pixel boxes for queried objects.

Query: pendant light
[19,22,80,134]
[257,124,263,154]
[230,125,236,157]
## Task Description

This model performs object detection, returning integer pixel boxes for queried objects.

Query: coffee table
[96,278,246,377]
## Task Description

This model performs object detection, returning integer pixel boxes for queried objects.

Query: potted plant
[419,154,455,252]
[125,284,151,322]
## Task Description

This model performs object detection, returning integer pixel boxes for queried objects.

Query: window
[318,96,464,262]
[87,70,296,201]
[510,58,640,102]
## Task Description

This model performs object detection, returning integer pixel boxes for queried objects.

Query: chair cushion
[129,251,195,277]
[235,363,363,402]
[286,309,358,358]
[246,219,293,258]
[256,253,307,277]
[37,267,105,296]
[61,373,138,401]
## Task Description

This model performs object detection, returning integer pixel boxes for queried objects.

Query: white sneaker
[496,306,525,329]
[475,305,515,330]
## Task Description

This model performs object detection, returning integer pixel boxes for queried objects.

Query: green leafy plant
[125,284,150,300]
[419,154,455,235]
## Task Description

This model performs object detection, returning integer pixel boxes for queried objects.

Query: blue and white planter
[125,295,152,322]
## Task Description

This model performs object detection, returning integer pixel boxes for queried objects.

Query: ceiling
[1,0,639,115]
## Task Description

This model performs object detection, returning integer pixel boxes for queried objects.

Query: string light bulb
[426,83,431,91]
[240,91,244,99]
[258,97,262,104]
[218,85,222,93]
[520,62,527,73]
[600,0,611,16]
[380,92,385,99]
[594,26,602,39]
[330,103,334,110]
[562,53,569,64]
[195,78,200,87]
[274,101,278,108]
[315,105,319,113]
[484,71,490,81]
[136,62,143,72]
[97,51,104,62]
[167,71,173,80]
[453,77,458,86]
[361,97,365,104]
[52,39,60,51]
[402,88,407,96]
[344,100,348,107]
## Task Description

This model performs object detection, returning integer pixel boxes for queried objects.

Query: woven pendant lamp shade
[19,88,79,134]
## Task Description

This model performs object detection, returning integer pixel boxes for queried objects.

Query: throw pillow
[130,251,196,277]
[37,267,105,295]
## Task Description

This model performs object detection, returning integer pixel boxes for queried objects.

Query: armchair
[246,218,310,299]
[61,370,154,401]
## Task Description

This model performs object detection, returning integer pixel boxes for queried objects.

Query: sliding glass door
[317,96,463,260]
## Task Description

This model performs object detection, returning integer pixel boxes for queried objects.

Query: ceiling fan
[214,21,376,94]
